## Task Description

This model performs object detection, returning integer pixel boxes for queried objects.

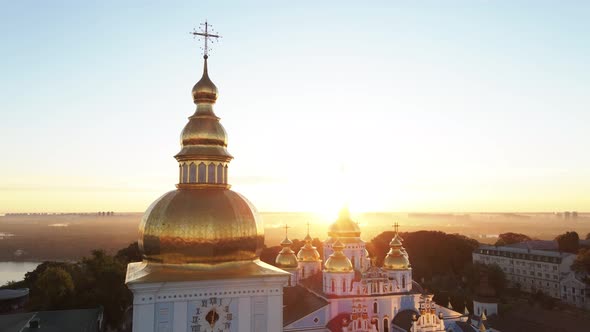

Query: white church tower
[126,22,289,332]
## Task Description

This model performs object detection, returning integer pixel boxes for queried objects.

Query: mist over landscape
[1,212,587,262]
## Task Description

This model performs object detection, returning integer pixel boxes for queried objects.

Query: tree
[463,262,507,297]
[34,266,75,309]
[572,248,590,274]
[494,232,531,246]
[369,230,479,283]
[585,232,590,241]
[115,242,142,264]
[555,231,580,253]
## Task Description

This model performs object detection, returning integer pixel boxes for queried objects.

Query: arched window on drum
[189,163,197,183]
[207,163,215,183]
[217,164,223,183]
[198,162,206,183]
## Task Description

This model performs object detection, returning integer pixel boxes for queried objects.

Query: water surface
[0,261,40,286]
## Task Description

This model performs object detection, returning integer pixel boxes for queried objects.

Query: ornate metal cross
[393,222,399,233]
[191,21,221,57]
[284,224,290,237]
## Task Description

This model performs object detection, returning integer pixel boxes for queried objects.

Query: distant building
[560,273,589,310]
[473,245,590,309]
[473,245,576,298]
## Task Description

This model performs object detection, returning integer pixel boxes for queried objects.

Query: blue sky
[1,1,589,213]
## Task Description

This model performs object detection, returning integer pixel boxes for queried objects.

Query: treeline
[2,243,141,331]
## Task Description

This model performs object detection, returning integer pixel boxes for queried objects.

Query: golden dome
[324,240,353,273]
[139,188,263,264]
[192,55,218,104]
[176,56,232,163]
[383,233,410,270]
[327,207,361,238]
[297,234,320,262]
[275,243,298,269]
[383,249,410,270]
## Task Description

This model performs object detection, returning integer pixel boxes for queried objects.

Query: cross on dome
[191,20,221,58]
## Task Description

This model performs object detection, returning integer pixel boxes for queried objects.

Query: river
[0,262,40,286]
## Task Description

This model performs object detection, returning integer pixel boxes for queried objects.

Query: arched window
[182,164,188,183]
[208,163,215,183]
[384,318,389,332]
[178,165,182,183]
[224,165,228,183]
[301,267,305,279]
[331,280,335,293]
[373,302,378,314]
[342,279,346,293]
[189,163,197,183]
[198,163,206,183]
[402,275,406,289]
[351,256,355,269]
[217,164,223,183]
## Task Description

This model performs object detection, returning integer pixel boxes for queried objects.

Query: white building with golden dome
[126,34,470,332]
[279,210,474,332]
[126,52,289,332]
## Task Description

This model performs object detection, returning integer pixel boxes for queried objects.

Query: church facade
[126,29,490,332]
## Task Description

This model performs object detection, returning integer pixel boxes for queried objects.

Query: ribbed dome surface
[139,189,264,264]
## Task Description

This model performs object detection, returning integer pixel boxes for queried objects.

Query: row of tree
[2,245,141,330]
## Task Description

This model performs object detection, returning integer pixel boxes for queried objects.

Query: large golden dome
[139,189,263,264]
[328,207,361,238]
[324,240,353,273]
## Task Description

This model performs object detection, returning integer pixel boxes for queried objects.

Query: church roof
[126,260,289,284]
[283,285,328,326]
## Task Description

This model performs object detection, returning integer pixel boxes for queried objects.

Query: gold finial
[306,221,311,236]
[393,222,399,233]
[284,224,291,238]
[191,20,221,58]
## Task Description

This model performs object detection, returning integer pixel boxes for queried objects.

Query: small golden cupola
[383,224,410,270]
[275,225,298,268]
[297,223,321,262]
[324,240,353,273]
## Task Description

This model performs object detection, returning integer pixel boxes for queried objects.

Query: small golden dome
[324,240,353,273]
[383,231,410,270]
[297,236,321,262]
[139,188,263,264]
[276,233,298,268]
[176,56,232,163]
[276,246,298,268]
[383,248,410,270]
[192,55,218,104]
[327,207,361,238]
